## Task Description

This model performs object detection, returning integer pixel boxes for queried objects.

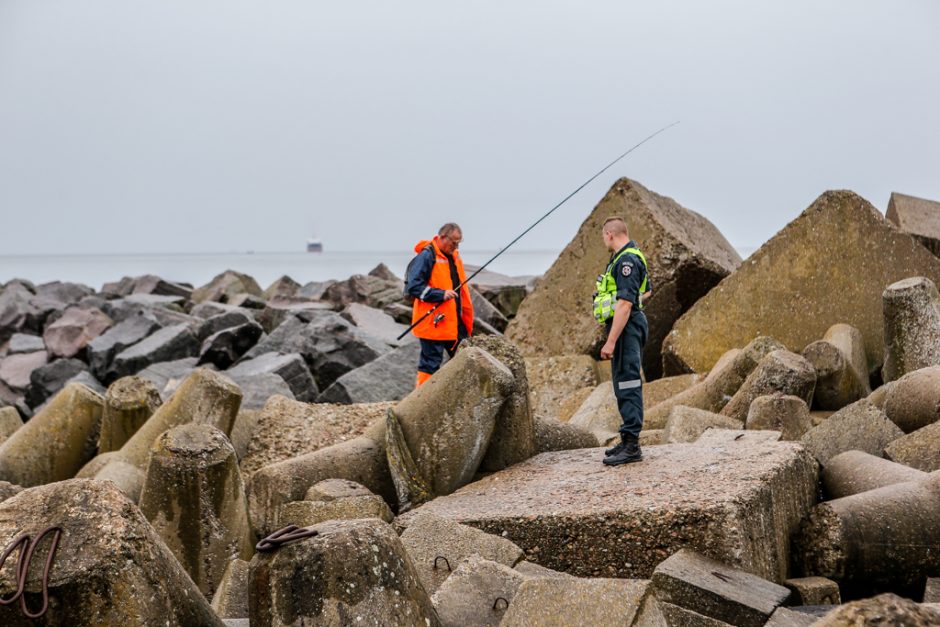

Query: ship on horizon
[306,237,323,253]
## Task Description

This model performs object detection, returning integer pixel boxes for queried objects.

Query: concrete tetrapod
[822,450,928,499]
[745,394,813,441]
[97,376,162,453]
[0,479,223,626]
[138,423,254,598]
[249,518,440,627]
[882,276,940,383]
[460,336,535,472]
[86,368,242,501]
[720,350,816,423]
[882,365,940,433]
[0,383,103,487]
[247,421,393,535]
[387,346,514,510]
[797,471,940,588]
[801,323,870,410]
[645,337,785,429]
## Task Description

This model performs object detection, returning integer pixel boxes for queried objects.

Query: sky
[1,1,938,256]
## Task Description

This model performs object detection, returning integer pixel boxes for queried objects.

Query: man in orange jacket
[405,223,474,386]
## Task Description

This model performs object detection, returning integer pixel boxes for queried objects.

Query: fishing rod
[397,121,680,341]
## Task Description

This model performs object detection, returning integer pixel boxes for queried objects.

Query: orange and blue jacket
[405,237,474,341]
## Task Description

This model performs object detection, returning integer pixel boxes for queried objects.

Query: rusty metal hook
[256,525,319,552]
[433,556,451,571]
[0,525,63,619]
[493,597,509,611]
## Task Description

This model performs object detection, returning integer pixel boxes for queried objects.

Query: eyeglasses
[443,234,462,246]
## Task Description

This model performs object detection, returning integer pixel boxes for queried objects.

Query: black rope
[397,121,680,340]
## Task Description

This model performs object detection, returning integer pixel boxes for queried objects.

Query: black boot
[603,435,642,466]
[604,441,625,456]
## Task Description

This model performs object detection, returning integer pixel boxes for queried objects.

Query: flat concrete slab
[399,440,817,582]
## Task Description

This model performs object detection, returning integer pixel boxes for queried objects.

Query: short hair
[602,217,628,236]
[439,223,462,237]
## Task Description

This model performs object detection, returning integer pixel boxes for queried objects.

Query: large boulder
[0,479,223,626]
[430,555,527,627]
[0,351,48,393]
[321,274,403,310]
[87,313,162,382]
[139,424,253,598]
[97,376,162,453]
[0,383,103,486]
[884,421,940,471]
[745,394,813,441]
[397,438,818,582]
[42,306,113,359]
[340,302,410,346]
[262,275,300,301]
[225,371,295,410]
[386,346,514,510]
[227,352,318,402]
[24,357,88,408]
[661,406,742,444]
[882,276,940,382]
[882,365,940,432]
[197,321,264,369]
[242,311,390,390]
[102,274,192,298]
[817,594,940,627]
[507,178,740,380]
[663,190,940,375]
[6,333,44,355]
[525,355,601,421]
[191,270,263,304]
[0,282,43,343]
[822,450,927,499]
[887,191,940,256]
[109,324,200,379]
[249,518,439,627]
[316,342,421,404]
[136,356,200,399]
[500,577,650,626]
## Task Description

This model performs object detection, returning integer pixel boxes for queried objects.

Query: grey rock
[321,274,403,310]
[243,311,390,390]
[228,293,267,309]
[25,358,88,408]
[470,286,508,333]
[34,280,94,305]
[211,559,250,619]
[226,371,295,410]
[651,549,791,627]
[369,263,400,282]
[802,323,870,410]
[227,352,318,402]
[7,333,44,355]
[197,310,256,342]
[41,306,113,359]
[198,321,264,369]
[341,302,411,346]
[110,324,199,379]
[262,275,300,301]
[137,357,201,399]
[254,300,334,334]
[882,365,940,433]
[884,421,940,472]
[431,555,526,627]
[0,351,48,393]
[317,342,420,404]
[0,283,43,343]
[297,279,335,300]
[887,191,940,257]
[191,270,263,304]
[534,416,598,452]
[87,313,162,382]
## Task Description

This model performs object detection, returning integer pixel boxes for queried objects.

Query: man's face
[440,230,462,255]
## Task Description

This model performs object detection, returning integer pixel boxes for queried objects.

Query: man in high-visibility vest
[405,223,474,387]
[594,216,651,466]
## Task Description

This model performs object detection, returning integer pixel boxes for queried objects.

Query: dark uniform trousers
[611,310,648,438]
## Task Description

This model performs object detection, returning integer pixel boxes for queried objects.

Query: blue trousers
[418,339,461,375]
[611,311,648,438]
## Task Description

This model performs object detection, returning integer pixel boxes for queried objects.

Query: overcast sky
[1,1,938,255]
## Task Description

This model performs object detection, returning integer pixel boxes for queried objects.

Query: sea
[0,247,756,291]
[0,250,563,291]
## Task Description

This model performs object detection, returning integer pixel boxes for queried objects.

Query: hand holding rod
[397,121,680,341]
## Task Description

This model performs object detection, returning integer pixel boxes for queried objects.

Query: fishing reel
[433,313,446,327]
